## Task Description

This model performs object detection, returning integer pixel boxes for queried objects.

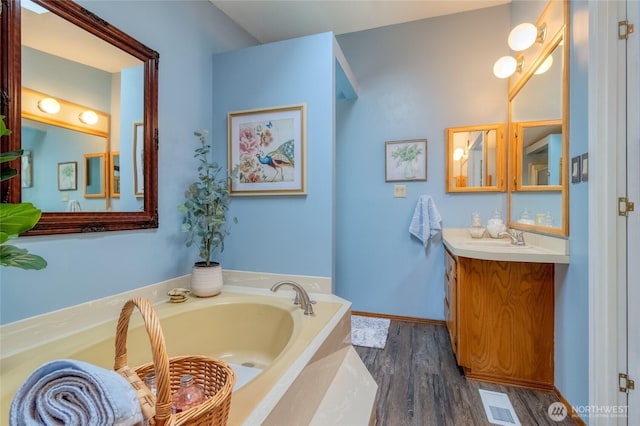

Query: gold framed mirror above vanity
[445,123,506,193]
[507,0,569,236]
[0,0,159,235]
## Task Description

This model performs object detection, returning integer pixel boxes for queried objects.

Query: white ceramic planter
[190,262,223,297]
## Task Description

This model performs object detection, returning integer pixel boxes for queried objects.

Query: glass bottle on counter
[172,374,205,413]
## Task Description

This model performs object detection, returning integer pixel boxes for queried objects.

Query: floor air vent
[479,389,521,426]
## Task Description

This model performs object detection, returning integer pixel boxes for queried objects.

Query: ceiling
[21,7,141,73]
[210,0,511,44]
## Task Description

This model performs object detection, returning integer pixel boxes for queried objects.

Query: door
[624,0,639,421]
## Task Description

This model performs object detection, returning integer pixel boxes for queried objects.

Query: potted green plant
[0,115,47,270]
[178,130,236,297]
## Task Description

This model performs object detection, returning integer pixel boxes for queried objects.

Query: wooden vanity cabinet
[444,249,458,355]
[444,247,555,390]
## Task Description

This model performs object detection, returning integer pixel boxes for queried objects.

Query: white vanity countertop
[442,228,570,264]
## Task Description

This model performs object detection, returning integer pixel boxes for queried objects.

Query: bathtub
[0,285,377,425]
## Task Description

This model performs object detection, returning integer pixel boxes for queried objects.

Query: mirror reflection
[84,153,106,199]
[22,117,109,212]
[21,2,144,213]
[518,120,562,186]
[508,26,567,235]
[110,152,120,198]
[445,124,506,193]
[2,0,159,235]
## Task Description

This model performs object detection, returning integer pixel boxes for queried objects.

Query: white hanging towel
[409,195,442,246]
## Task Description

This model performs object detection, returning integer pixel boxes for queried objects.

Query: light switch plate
[393,185,407,198]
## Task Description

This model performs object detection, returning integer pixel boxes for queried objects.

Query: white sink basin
[463,239,532,249]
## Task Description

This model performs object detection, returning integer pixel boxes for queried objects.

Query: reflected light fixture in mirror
[534,55,553,75]
[453,147,465,161]
[79,110,99,125]
[37,97,60,114]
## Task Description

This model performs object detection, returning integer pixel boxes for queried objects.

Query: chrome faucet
[270,280,315,315]
[498,229,526,246]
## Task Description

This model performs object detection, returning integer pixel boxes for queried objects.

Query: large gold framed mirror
[507,0,569,236]
[445,123,506,193]
[1,0,158,235]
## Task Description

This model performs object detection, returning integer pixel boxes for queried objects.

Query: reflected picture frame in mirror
[445,123,506,193]
[84,153,106,200]
[0,0,159,235]
[110,151,120,198]
[507,0,569,236]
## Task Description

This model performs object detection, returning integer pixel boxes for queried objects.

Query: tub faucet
[270,280,315,315]
[498,229,526,246]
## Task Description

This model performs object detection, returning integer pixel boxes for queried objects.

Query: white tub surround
[443,228,570,263]
[0,271,332,359]
[223,269,333,294]
[0,274,375,425]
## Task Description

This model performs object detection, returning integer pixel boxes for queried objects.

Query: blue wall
[211,33,336,278]
[2,3,592,416]
[335,5,510,319]
[555,0,590,420]
[0,1,257,324]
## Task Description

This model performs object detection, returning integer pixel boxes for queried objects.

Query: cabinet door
[444,249,457,356]
[457,257,554,388]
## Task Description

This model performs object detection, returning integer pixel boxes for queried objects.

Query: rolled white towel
[10,359,143,426]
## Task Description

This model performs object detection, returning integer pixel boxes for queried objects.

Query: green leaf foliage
[1,149,23,183]
[0,245,47,270]
[0,203,42,243]
[0,116,47,271]
[178,130,237,265]
[0,115,11,137]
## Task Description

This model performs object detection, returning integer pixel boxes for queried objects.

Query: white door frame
[588,0,635,424]
[588,0,621,424]
[624,0,639,421]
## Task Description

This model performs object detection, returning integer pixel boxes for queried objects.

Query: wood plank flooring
[354,320,579,426]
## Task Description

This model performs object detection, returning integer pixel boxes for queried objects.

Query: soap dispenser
[486,209,506,238]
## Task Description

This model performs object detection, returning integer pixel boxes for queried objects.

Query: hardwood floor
[354,320,579,426]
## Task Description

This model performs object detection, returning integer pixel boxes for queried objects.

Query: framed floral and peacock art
[384,139,428,182]
[228,104,306,196]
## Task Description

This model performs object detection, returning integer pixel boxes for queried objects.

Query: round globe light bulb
[453,148,465,161]
[534,54,554,75]
[493,56,517,79]
[508,23,538,51]
[79,110,99,125]
[37,97,60,114]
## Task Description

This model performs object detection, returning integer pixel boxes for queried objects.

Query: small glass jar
[172,374,205,413]
[144,372,157,396]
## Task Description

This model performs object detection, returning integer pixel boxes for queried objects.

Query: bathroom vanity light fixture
[492,22,546,79]
[79,110,99,125]
[493,55,524,79]
[37,97,60,114]
[508,22,547,51]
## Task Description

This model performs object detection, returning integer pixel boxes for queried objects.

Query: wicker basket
[114,297,235,426]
